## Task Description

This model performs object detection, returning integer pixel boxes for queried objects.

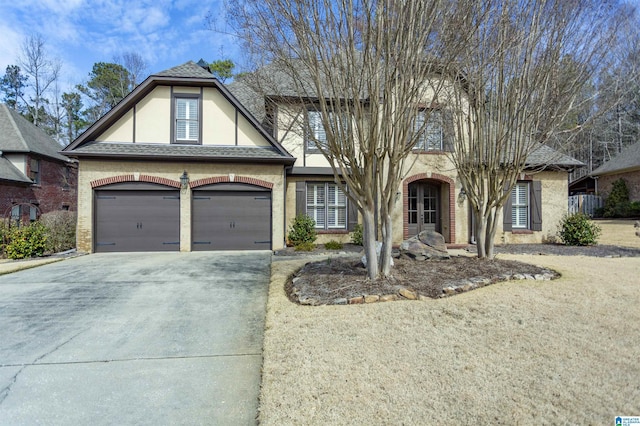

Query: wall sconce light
[395,191,402,203]
[458,187,466,203]
[180,171,189,190]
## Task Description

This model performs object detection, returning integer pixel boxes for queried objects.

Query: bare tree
[441,0,625,258]
[229,0,464,279]
[19,33,61,127]
[114,52,148,90]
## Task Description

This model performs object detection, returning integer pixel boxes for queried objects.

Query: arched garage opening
[94,181,180,252]
[191,182,272,251]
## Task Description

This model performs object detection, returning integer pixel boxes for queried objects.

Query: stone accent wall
[0,156,77,221]
[598,171,640,202]
[76,159,285,253]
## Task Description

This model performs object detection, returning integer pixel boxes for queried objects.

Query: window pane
[511,183,529,228]
[176,120,186,139]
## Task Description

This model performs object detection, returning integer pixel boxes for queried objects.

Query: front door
[408,182,440,236]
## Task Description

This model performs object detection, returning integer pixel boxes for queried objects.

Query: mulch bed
[281,243,640,305]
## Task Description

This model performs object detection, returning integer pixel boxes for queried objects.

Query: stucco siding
[96,109,134,143]
[203,88,236,145]
[135,86,171,143]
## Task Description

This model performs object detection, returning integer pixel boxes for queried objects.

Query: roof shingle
[591,142,640,176]
[0,104,70,162]
[153,61,216,79]
[67,142,294,163]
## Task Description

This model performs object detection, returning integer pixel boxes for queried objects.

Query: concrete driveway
[0,251,272,425]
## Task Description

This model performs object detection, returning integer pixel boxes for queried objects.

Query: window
[511,182,529,229]
[29,206,38,222]
[11,205,20,225]
[29,158,40,184]
[306,110,327,151]
[306,109,350,152]
[306,183,347,229]
[503,180,542,232]
[413,109,443,151]
[174,97,199,143]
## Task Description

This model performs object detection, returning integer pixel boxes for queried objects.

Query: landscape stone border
[289,268,559,306]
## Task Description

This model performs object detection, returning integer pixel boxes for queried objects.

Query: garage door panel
[192,191,271,251]
[95,190,180,252]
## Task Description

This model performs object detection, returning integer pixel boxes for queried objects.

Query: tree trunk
[474,208,487,259]
[484,207,499,259]
[379,212,393,277]
[361,209,378,280]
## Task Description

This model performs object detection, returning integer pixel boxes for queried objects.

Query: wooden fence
[568,194,603,217]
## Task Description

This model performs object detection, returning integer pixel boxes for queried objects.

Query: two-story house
[64,61,581,253]
[0,104,77,224]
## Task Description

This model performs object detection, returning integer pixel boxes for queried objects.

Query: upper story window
[174,96,200,144]
[29,158,40,184]
[306,109,327,152]
[413,109,443,151]
[306,108,351,153]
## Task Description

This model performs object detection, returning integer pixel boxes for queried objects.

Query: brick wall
[598,170,640,202]
[0,156,77,222]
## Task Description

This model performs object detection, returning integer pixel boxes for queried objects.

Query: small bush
[5,222,49,259]
[288,215,317,246]
[557,213,601,246]
[324,240,343,250]
[603,178,630,218]
[294,241,316,251]
[0,221,9,257]
[351,223,363,246]
[40,211,77,253]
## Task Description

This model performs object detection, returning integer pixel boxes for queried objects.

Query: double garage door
[94,183,271,252]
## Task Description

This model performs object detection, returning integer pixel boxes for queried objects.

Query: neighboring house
[0,104,77,225]
[591,141,640,202]
[63,62,295,253]
[63,61,582,253]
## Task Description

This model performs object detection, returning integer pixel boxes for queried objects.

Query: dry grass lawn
[259,220,640,424]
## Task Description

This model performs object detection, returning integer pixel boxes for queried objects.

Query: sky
[0,0,244,92]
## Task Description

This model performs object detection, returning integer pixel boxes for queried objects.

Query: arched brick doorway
[403,173,456,243]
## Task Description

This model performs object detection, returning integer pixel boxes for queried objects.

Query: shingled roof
[591,142,640,176]
[69,141,294,164]
[526,144,584,169]
[0,103,70,162]
[153,61,216,79]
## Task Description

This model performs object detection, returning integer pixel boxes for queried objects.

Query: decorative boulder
[400,230,450,260]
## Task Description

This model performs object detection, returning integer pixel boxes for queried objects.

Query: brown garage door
[95,187,180,252]
[192,184,271,251]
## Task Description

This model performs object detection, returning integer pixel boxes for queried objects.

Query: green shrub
[288,215,317,246]
[351,223,363,246]
[603,178,630,218]
[0,221,9,257]
[324,240,343,250]
[294,241,316,251]
[557,213,601,246]
[40,211,77,253]
[5,222,50,259]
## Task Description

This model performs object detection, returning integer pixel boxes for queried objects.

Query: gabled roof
[0,103,70,162]
[591,142,640,176]
[0,156,33,184]
[64,61,294,164]
[154,61,216,79]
